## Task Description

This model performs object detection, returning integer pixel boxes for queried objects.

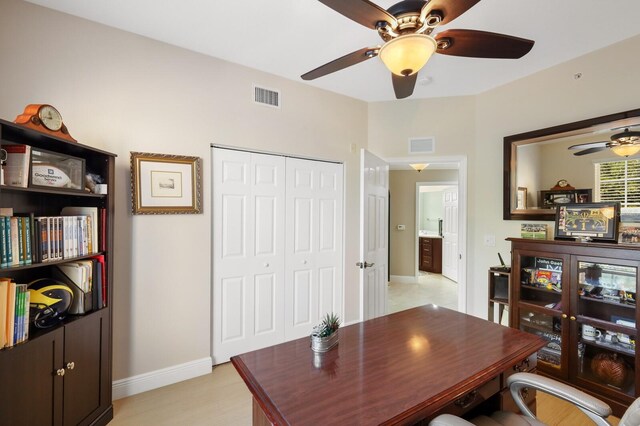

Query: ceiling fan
[568,127,640,157]
[301,0,535,99]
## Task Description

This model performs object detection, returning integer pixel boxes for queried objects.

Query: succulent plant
[313,313,341,338]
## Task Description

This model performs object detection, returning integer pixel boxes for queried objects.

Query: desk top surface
[231,305,544,425]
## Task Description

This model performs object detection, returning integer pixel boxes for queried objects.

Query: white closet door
[212,149,285,364]
[442,187,459,282]
[285,158,343,340]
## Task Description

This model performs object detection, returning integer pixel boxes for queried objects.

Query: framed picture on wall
[130,152,202,214]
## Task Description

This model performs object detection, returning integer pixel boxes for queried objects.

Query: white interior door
[360,149,389,320]
[285,158,343,339]
[442,186,459,282]
[212,148,285,364]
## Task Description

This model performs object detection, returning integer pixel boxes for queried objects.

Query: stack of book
[0,207,104,267]
[0,278,30,348]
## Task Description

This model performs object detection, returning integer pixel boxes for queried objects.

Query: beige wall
[371,34,640,318]
[472,34,640,318]
[0,0,367,381]
[389,170,458,276]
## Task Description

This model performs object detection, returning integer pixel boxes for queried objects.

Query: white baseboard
[112,356,212,400]
[389,275,418,283]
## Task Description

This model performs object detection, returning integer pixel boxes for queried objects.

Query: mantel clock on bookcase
[508,238,640,417]
[0,118,115,426]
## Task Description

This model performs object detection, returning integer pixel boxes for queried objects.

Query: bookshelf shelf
[0,119,115,426]
[0,184,107,198]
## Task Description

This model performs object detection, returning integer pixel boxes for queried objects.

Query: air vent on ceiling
[408,137,435,154]
[253,85,280,108]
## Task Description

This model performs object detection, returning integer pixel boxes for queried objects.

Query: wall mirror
[504,108,640,220]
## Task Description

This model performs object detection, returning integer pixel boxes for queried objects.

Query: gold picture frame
[130,152,202,214]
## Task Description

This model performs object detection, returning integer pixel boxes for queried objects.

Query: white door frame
[414,181,457,278]
[385,155,467,314]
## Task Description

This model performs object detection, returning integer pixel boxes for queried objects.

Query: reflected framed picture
[130,152,202,214]
[555,202,620,242]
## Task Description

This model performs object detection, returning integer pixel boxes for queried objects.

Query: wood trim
[503,108,640,221]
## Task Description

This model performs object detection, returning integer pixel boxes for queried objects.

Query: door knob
[303,260,307,265]
[562,314,567,319]
[56,368,65,377]
[264,263,269,267]
[356,262,375,269]
[66,362,75,370]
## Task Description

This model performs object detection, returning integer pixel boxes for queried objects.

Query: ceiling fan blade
[301,47,378,80]
[319,0,396,30]
[435,29,534,59]
[420,0,481,26]
[568,141,608,150]
[573,147,608,156]
[392,73,417,99]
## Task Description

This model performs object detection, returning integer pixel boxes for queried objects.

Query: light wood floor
[112,363,621,425]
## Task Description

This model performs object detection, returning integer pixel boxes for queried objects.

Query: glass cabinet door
[576,322,636,398]
[519,308,564,372]
[575,261,637,323]
[518,255,564,311]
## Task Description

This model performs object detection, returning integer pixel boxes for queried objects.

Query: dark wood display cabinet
[509,238,640,417]
[0,118,115,426]
[419,236,442,273]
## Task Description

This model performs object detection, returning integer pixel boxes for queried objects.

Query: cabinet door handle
[570,316,576,321]
[66,362,75,370]
[562,314,567,319]
[56,368,65,377]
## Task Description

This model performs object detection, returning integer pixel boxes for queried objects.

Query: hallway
[388,273,458,313]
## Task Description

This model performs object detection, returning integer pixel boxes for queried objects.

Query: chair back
[620,397,640,426]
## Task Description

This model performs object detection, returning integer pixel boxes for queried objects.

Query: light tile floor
[387,272,458,314]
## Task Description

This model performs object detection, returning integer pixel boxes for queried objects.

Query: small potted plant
[310,313,341,353]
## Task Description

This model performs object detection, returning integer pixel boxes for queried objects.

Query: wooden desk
[232,306,545,425]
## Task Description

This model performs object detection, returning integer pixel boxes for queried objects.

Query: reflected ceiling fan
[301,0,535,99]
[569,127,640,157]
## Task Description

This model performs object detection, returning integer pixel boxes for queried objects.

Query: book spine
[87,215,93,254]
[6,217,13,266]
[16,217,24,265]
[23,216,32,265]
[9,217,18,266]
[0,217,7,268]
[33,218,41,263]
[22,289,30,342]
[39,217,48,262]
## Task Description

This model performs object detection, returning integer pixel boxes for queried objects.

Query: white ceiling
[24,0,640,102]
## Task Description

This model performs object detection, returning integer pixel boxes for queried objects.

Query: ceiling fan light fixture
[409,163,429,172]
[611,144,640,157]
[378,34,437,76]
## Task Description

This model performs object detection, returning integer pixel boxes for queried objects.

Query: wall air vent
[253,85,280,108]
[408,137,435,154]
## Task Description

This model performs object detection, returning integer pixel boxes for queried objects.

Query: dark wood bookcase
[0,118,115,426]
[509,238,640,417]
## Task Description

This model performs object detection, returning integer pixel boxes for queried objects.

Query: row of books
[0,206,105,268]
[0,278,29,349]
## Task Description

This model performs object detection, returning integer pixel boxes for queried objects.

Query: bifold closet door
[212,149,285,364]
[285,158,343,340]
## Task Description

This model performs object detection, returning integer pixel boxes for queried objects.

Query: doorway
[385,157,466,314]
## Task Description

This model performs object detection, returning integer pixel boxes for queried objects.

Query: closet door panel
[285,158,343,340]
[213,149,285,363]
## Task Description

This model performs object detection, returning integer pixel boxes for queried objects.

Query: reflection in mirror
[504,109,640,220]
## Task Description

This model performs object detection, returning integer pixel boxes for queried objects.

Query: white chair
[429,372,640,426]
